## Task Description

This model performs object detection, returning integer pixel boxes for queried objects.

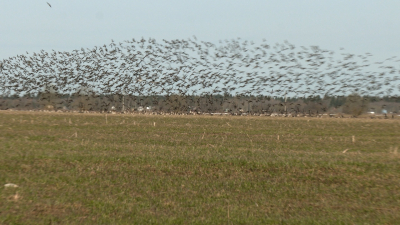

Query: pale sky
[1,0,400,61]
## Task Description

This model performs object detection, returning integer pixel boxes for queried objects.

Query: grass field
[1,111,400,224]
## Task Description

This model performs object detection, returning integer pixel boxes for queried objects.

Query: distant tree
[38,84,58,110]
[70,86,96,112]
[165,94,189,113]
[329,95,347,108]
[303,101,327,115]
[342,93,369,117]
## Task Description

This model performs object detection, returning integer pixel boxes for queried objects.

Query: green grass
[1,111,400,224]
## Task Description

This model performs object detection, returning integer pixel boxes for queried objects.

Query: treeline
[1,90,399,116]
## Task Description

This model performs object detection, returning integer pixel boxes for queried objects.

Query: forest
[1,88,399,116]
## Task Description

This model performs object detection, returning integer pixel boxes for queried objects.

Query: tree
[70,86,96,112]
[38,84,58,110]
[342,93,369,117]
[165,94,189,113]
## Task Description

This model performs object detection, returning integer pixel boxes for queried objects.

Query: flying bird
[47,2,51,8]
[0,36,398,116]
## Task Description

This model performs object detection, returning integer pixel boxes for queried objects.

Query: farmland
[1,111,400,224]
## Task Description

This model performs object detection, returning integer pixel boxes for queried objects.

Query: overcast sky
[1,0,400,61]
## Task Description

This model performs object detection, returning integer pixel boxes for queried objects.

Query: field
[1,111,400,224]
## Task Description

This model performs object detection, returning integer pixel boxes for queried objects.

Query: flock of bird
[0,36,399,113]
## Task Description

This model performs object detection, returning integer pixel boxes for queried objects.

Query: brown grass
[1,111,400,224]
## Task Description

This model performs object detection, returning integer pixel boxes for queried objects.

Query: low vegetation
[1,111,399,224]
[2,92,400,116]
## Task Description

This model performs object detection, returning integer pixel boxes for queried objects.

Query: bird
[47,2,51,8]
[0,37,399,116]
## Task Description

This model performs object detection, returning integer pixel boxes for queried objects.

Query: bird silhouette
[0,37,399,116]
